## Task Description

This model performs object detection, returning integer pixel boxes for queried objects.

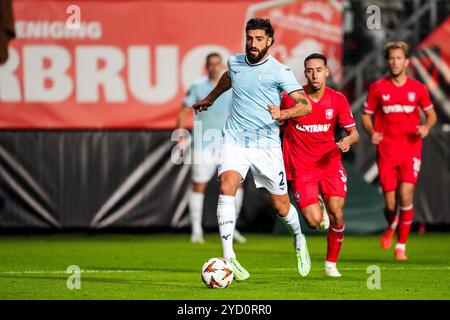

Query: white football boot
[229,257,250,281]
[324,261,342,277]
[295,235,311,277]
[191,232,205,244]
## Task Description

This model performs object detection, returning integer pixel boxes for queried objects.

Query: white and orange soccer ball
[201,257,234,289]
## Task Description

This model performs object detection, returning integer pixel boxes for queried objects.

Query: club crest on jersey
[408,92,416,102]
[325,109,334,120]
[382,94,390,101]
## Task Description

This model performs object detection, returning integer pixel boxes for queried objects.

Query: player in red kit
[276,53,360,277]
[361,41,437,260]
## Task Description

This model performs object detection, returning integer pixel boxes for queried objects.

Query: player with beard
[192,18,313,281]
[361,41,437,260]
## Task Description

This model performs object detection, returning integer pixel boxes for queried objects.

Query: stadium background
[0,0,449,235]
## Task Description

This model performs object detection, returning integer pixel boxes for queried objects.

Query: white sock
[395,243,406,251]
[189,191,204,235]
[217,195,236,260]
[234,187,244,225]
[325,261,336,268]
[280,204,305,249]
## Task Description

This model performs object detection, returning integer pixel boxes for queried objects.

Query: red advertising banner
[0,0,343,129]
[410,16,450,121]
[250,0,343,84]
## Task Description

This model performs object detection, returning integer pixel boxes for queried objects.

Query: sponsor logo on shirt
[382,104,415,114]
[295,123,331,133]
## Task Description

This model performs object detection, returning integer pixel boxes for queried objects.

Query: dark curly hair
[245,18,275,43]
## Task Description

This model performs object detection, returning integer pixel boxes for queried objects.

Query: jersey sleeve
[337,94,356,129]
[277,67,302,95]
[183,84,197,107]
[363,82,379,115]
[419,84,434,112]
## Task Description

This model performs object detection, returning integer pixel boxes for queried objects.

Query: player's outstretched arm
[336,127,360,153]
[192,71,232,113]
[279,90,312,120]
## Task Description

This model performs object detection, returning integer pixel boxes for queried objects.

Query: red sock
[397,205,414,246]
[326,225,345,263]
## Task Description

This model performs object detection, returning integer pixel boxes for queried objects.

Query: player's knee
[329,210,344,226]
[305,215,321,229]
[219,182,236,196]
[219,177,239,196]
[328,205,344,219]
[272,198,291,216]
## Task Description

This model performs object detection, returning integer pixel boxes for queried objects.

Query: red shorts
[290,163,347,209]
[377,148,422,192]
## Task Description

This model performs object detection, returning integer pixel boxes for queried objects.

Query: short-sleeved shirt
[223,54,302,149]
[184,76,232,150]
[364,76,433,143]
[281,86,355,177]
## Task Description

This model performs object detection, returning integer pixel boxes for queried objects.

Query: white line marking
[1,266,449,275]
[268,266,450,271]
[0,270,146,275]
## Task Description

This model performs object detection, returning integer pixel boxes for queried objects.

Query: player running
[280,53,360,277]
[361,41,437,260]
[192,18,312,281]
[177,53,246,245]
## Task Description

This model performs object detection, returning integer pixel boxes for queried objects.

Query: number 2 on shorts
[279,171,285,190]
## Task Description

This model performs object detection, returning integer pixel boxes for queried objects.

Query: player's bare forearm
[423,109,437,130]
[280,91,312,120]
[336,127,359,152]
[417,108,437,138]
[361,113,383,144]
[344,127,360,145]
[361,113,374,136]
[193,72,231,113]
[205,71,232,103]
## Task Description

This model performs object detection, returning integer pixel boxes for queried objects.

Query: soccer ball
[201,257,234,289]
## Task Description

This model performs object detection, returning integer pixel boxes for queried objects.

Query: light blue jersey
[184,76,232,150]
[224,54,301,148]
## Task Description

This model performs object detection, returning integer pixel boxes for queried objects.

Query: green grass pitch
[0,233,449,300]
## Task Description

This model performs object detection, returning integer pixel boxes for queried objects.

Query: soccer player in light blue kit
[177,53,246,244]
[193,19,313,280]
